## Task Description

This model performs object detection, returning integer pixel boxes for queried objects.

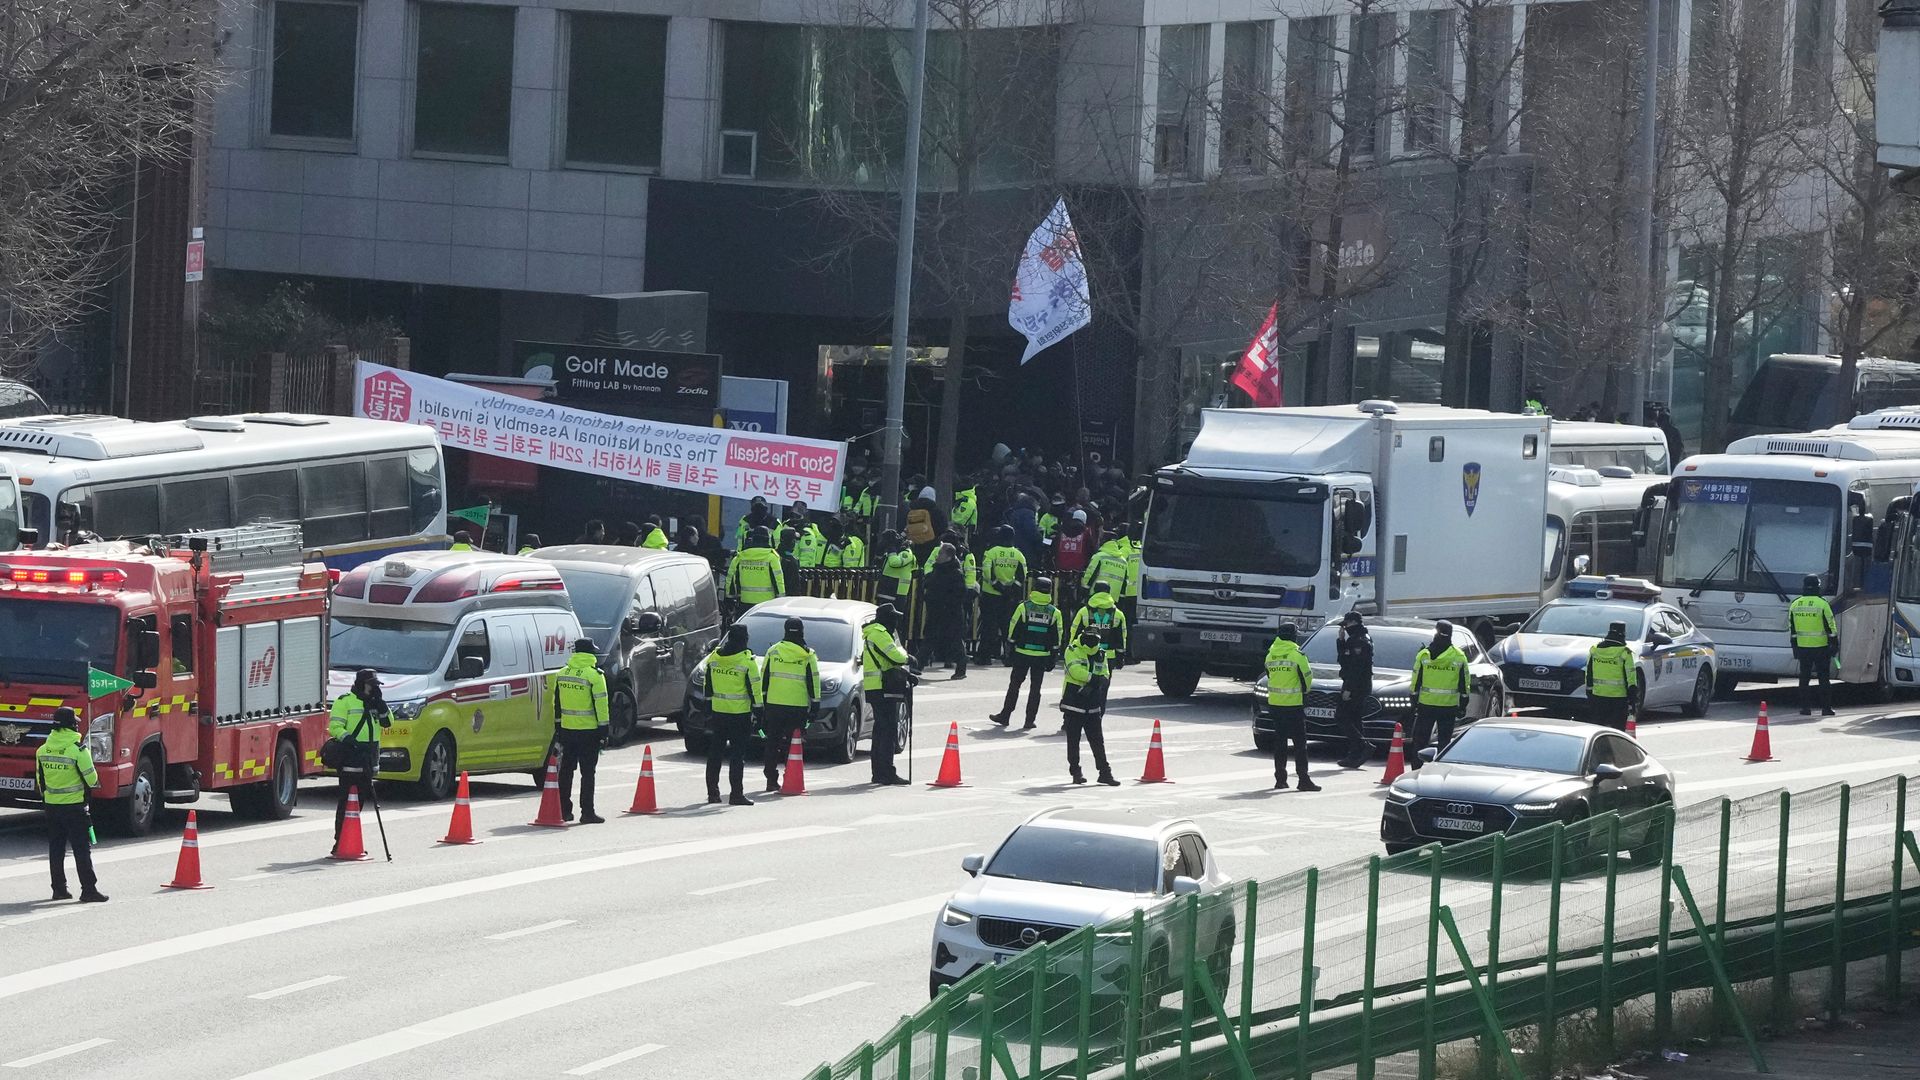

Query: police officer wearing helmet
[1585,622,1638,731]
[975,525,1029,666]
[862,604,915,785]
[726,525,786,616]
[37,707,106,902]
[1061,626,1119,785]
[990,577,1063,730]
[329,668,389,855]
[1789,574,1838,716]
[516,532,542,557]
[553,638,610,823]
[762,618,821,791]
[1264,625,1319,791]
[702,625,763,806]
[1409,622,1469,767]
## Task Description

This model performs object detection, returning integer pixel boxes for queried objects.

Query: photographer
[328,668,390,856]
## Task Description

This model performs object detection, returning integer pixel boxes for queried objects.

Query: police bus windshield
[1145,489,1323,577]
[0,599,119,683]
[1660,478,1840,594]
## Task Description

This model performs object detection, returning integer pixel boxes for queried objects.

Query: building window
[1155,24,1207,177]
[413,3,515,159]
[269,0,360,141]
[1347,13,1393,159]
[1790,0,1832,116]
[1465,6,1513,154]
[565,13,667,169]
[1405,10,1451,153]
[1221,22,1271,172]
[1285,16,1336,163]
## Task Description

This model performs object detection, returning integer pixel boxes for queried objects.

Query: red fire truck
[0,524,332,835]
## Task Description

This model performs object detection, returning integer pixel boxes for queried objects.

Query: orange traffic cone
[930,721,965,788]
[331,789,371,861]
[1138,719,1172,783]
[624,746,660,814]
[163,809,213,888]
[1377,723,1407,786]
[779,733,808,795]
[1745,701,1774,762]
[437,771,481,845]
[530,753,567,826]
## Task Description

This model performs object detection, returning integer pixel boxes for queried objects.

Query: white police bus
[0,413,446,568]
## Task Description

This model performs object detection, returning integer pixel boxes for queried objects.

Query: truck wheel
[232,738,300,820]
[415,732,458,801]
[609,688,638,747]
[1154,661,1202,699]
[99,751,160,837]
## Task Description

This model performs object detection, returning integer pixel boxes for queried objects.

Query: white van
[1549,421,1671,475]
[327,551,583,798]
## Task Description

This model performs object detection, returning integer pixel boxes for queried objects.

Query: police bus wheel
[609,688,639,747]
[1683,667,1713,718]
[416,732,457,801]
[99,752,160,837]
[1154,660,1202,699]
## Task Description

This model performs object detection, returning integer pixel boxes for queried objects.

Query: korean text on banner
[1008,197,1091,365]
[355,363,845,507]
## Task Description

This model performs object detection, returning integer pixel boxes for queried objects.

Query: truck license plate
[1304,707,1336,719]
[1432,816,1485,834]
[1720,656,1751,670]
[0,776,35,792]
[1200,630,1242,643]
[1517,678,1562,691]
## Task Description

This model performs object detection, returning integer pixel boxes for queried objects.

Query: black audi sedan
[1379,717,1673,857]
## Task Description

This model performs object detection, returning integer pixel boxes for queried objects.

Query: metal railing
[803,774,1920,1080]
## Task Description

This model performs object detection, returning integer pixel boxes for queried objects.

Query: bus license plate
[1200,630,1242,643]
[1432,816,1485,834]
[1720,656,1751,670]
[1517,678,1562,691]
[1305,707,1336,719]
[0,776,34,792]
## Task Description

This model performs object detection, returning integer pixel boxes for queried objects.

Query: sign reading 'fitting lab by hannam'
[356,363,843,506]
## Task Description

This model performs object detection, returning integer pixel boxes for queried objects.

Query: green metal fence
[805,775,1920,1080]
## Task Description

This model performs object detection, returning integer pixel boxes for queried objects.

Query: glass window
[1348,13,1393,158]
[1544,514,1566,583]
[454,618,492,673]
[235,469,300,525]
[171,614,195,674]
[737,613,857,662]
[414,3,515,158]
[1220,22,1271,172]
[1522,601,1649,638]
[1406,11,1452,153]
[162,477,233,533]
[1285,17,1335,162]
[368,456,411,538]
[1790,0,1832,116]
[0,475,19,552]
[270,0,360,140]
[1443,725,1588,773]
[559,570,637,630]
[407,448,444,534]
[1466,6,1514,153]
[649,567,692,621]
[985,828,1159,893]
[1661,478,1839,594]
[330,617,455,675]
[302,460,368,546]
[92,485,161,539]
[1177,834,1208,879]
[1146,489,1324,577]
[1155,24,1207,177]
[0,598,119,683]
[565,13,667,168]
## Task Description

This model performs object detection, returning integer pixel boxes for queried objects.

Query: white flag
[1008,197,1092,364]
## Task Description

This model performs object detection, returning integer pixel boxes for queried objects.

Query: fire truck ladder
[163,524,314,601]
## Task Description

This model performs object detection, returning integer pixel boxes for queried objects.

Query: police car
[1488,576,1717,721]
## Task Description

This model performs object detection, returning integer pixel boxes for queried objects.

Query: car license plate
[1517,678,1562,691]
[1720,656,1751,670]
[0,776,35,792]
[1200,630,1242,643]
[1304,706,1336,719]
[1432,816,1485,834]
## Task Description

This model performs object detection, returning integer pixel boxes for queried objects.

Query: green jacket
[980,545,1028,596]
[1007,592,1064,658]
[35,727,98,806]
[727,547,786,604]
[861,622,911,692]
[1070,592,1129,653]
[881,550,917,592]
[1082,539,1140,597]
[1412,644,1470,708]
[553,652,610,730]
[703,648,764,715]
[1788,594,1837,649]
[640,527,669,550]
[1064,640,1110,689]
[329,691,383,748]
[763,639,822,708]
[1264,639,1311,706]
[1585,642,1637,699]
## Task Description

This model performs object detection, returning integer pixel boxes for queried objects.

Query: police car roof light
[491,575,564,593]
[334,565,371,599]
[415,569,482,604]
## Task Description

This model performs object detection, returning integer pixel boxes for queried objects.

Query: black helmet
[353,667,381,695]
[51,706,79,730]
[723,624,750,652]
[1434,620,1454,637]
[1803,574,1822,593]
[750,525,772,547]
[522,533,541,548]
[1607,621,1628,642]
[784,618,806,643]
[1079,626,1103,645]
[876,603,900,630]
[1092,580,1111,594]
[1342,610,1363,625]
[573,638,596,654]
[1033,576,1054,594]
[1277,623,1298,641]
[994,524,1013,544]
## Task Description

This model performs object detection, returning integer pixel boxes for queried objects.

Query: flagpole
[879,0,930,536]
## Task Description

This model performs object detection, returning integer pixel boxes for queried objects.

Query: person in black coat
[922,543,971,680]
[1334,611,1373,768]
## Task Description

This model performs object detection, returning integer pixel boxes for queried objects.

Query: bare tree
[0,0,218,369]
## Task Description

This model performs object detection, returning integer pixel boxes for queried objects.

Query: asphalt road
[1,669,1916,1079]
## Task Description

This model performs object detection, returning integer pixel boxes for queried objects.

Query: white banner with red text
[355,362,844,507]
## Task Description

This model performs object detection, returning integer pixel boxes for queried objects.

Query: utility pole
[879,0,931,535]
[1626,0,1663,419]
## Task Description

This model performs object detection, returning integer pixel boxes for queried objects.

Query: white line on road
[485,919,574,941]
[688,877,773,896]
[783,981,873,1007]
[889,842,972,858]
[226,893,948,1080]
[0,824,844,1002]
[3,1039,111,1068]
[1684,761,1918,795]
[564,1044,665,1075]
[249,975,345,1001]
[0,907,89,929]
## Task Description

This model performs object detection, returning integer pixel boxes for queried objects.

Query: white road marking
[890,842,973,858]
[226,894,948,1080]
[0,824,844,1002]
[783,981,873,1007]
[3,1039,111,1068]
[0,907,88,929]
[688,877,773,896]
[1683,761,1919,795]
[249,975,345,1001]
[564,1044,665,1075]
[485,919,575,941]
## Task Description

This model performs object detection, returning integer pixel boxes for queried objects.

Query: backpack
[905,506,936,545]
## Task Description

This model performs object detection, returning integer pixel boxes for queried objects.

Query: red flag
[1231,303,1283,407]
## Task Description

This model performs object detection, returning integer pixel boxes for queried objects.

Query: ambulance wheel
[232,738,299,820]
[99,751,160,837]
[415,732,457,801]
[1154,661,1202,699]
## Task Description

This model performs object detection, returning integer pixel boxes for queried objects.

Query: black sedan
[1379,717,1673,857]
[1251,619,1506,753]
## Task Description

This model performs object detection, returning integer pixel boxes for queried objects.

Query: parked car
[930,808,1235,999]
[534,545,722,746]
[1487,575,1716,722]
[680,595,873,763]
[1250,619,1506,752]
[1379,717,1674,857]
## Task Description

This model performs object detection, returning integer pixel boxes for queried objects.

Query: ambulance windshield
[330,616,456,676]
[0,599,119,684]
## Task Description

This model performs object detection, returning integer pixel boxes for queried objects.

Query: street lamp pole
[879,0,931,535]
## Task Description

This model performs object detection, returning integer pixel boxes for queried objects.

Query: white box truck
[1137,402,1551,696]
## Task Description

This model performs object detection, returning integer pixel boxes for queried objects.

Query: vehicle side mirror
[1591,762,1624,782]
[131,670,158,689]
[1647,631,1673,647]
[1341,534,1364,555]
[960,853,984,877]
[1572,554,1592,576]
[1416,746,1439,762]
[457,654,486,680]
[1343,500,1373,539]
[632,611,665,636]
[1171,875,1202,897]
[136,629,161,671]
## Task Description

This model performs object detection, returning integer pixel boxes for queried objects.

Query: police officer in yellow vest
[1061,626,1120,785]
[329,668,389,856]
[877,531,917,609]
[863,605,915,785]
[702,625,763,806]
[1409,622,1469,768]
[553,639,610,823]
[1264,625,1320,791]
[823,518,867,569]
[449,530,477,553]
[761,618,821,792]
[792,518,828,569]
[974,526,1028,667]
[1789,574,1838,716]
[515,532,541,557]
[1585,621,1638,731]
[990,578,1063,730]
[725,526,786,615]
[37,707,106,902]
[1070,581,1130,666]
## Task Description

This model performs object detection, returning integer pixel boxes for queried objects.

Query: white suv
[929,808,1236,999]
